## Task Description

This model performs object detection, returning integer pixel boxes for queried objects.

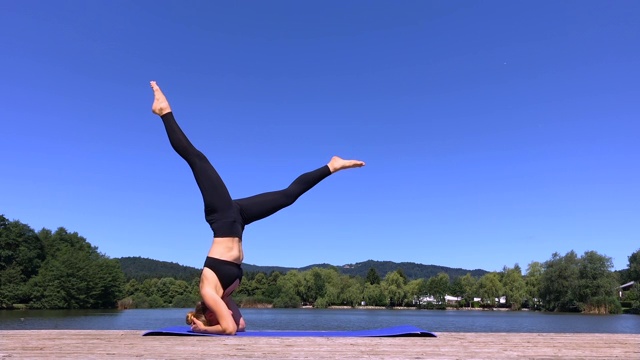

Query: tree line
[0,215,124,309]
[1,214,638,313]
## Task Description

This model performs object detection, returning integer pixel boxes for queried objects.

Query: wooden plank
[0,331,639,359]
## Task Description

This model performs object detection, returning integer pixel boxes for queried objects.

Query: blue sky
[2,1,638,273]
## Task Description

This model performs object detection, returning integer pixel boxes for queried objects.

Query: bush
[147,295,166,308]
[172,294,199,308]
[240,295,273,308]
[273,293,301,308]
[620,301,633,308]
[314,297,329,309]
[118,297,134,310]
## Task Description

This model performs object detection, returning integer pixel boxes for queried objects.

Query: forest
[1,214,638,314]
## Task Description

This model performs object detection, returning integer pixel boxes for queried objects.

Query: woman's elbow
[221,323,238,335]
[237,319,246,332]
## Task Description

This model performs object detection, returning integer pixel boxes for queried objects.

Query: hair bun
[186,311,195,325]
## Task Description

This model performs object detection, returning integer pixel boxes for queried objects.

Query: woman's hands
[190,317,209,333]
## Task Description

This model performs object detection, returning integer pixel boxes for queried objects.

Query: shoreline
[1,330,638,359]
[283,305,519,311]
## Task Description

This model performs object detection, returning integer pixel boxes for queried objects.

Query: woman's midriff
[207,237,243,264]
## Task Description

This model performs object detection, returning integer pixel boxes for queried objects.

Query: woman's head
[185,301,208,326]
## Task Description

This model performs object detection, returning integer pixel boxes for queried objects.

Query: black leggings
[160,112,331,238]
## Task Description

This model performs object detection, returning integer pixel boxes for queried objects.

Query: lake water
[1,308,638,334]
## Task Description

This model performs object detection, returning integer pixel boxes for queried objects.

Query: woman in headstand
[150,81,365,335]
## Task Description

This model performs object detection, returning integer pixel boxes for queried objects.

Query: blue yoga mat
[142,325,436,337]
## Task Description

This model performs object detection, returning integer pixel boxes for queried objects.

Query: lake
[1,308,638,333]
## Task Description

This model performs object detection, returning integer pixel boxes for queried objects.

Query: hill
[117,257,487,282]
[301,260,488,280]
[116,256,201,282]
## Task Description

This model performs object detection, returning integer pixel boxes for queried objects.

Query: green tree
[363,283,386,306]
[317,268,341,307]
[366,267,381,285]
[340,276,365,307]
[624,283,640,311]
[426,272,450,305]
[382,271,407,306]
[274,271,303,308]
[406,278,427,306]
[124,279,140,298]
[172,292,199,308]
[248,272,268,298]
[475,273,503,307]
[525,261,543,309]
[140,278,160,298]
[540,251,580,312]
[0,216,45,307]
[502,264,526,310]
[302,268,326,304]
[277,270,304,306]
[155,277,177,305]
[455,273,477,306]
[627,249,640,282]
[395,269,408,283]
[90,257,126,308]
[575,251,620,314]
[27,228,124,309]
[261,271,283,300]
[0,266,25,308]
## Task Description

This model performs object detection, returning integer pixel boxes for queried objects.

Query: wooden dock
[1,330,638,359]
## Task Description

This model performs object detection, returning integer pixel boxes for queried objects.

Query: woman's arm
[193,287,237,334]
[224,297,246,332]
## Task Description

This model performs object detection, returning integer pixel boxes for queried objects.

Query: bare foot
[327,156,365,173]
[150,81,172,116]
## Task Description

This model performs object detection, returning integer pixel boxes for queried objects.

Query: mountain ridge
[116,256,488,281]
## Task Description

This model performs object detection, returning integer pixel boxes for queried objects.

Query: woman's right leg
[151,82,236,222]
[235,156,365,225]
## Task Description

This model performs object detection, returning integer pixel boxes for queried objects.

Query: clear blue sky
[2,1,638,272]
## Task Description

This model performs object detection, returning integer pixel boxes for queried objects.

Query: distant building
[619,281,636,298]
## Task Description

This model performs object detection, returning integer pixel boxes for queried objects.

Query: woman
[150,81,365,335]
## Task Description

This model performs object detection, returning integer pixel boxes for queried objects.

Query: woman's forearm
[197,323,237,335]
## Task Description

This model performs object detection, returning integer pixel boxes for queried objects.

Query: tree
[366,267,381,285]
[540,251,580,311]
[459,274,477,306]
[502,264,526,310]
[261,271,283,299]
[275,270,303,308]
[627,249,640,282]
[450,273,477,307]
[339,276,364,307]
[277,270,304,306]
[624,283,640,312]
[302,268,327,304]
[382,271,407,306]
[575,251,620,314]
[426,272,450,306]
[475,273,503,307]
[0,216,45,279]
[363,283,386,306]
[252,272,269,297]
[155,277,177,304]
[0,215,45,307]
[27,228,125,309]
[318,268,341,307]
[406,279,427,306]
[0,266,23,308]
[525,261,543,309]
